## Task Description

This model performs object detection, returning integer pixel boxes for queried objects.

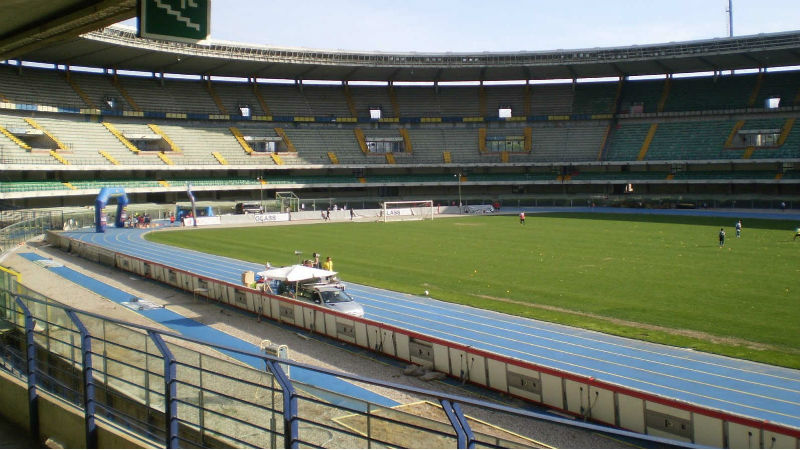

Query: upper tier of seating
[2,63,797,118]
[1,63,798,168]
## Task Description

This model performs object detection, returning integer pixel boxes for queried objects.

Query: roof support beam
[740,52,764,68]
[697,56,719,72]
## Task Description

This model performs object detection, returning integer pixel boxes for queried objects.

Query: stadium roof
[4,3,800,82]
[0,0,134,61]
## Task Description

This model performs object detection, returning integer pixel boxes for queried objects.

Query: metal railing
[0,273,689,449]
[0,210,61,253]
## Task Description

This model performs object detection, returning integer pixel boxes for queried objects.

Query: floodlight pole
[727,0,733,37]
[257,177,264,211]
[455,172,462,214]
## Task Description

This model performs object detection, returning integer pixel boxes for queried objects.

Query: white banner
[254,213,290,223]
[386,208,413,216]
[465,205,495,214]
[182,216,221,227]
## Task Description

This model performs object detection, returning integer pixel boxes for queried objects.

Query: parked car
[296,283,365,318]
[235,202,263,214]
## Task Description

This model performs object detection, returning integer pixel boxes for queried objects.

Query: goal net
[382,200,435,222]
[276,191,300,213]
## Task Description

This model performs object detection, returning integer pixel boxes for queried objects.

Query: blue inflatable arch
[95,187,129,232]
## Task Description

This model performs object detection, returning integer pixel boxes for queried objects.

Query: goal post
[275,191,299,213]
[382,200,434,222]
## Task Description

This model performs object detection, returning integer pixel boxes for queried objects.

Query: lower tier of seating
[1,111,798,168]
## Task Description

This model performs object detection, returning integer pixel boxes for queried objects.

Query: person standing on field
[735,220,742,238]
[719,228,726,247]
[519,211,525,225]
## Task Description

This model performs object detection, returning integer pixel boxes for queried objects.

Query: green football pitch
[146,213,800,368]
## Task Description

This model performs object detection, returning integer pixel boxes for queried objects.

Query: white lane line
[346,284,800,385]
[363,309,800,422]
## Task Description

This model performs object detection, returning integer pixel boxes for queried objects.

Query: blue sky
[127,0,800,52]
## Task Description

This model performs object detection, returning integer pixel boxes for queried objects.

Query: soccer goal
[381,200,435,222]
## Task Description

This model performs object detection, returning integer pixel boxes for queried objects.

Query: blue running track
[59,212,800,431]
[18,251,397,410]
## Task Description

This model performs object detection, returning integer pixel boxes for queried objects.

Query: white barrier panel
[395,333,410,361]
[765,430,797,449]
[324,313,337,338]
[291,304,304,325]
[366,325,382,352]
[311,308,326,334]
[728,422,762,449]
[506,365,540,403]
[693,413,724,448]
[467,353,487,385]
[336,317,356,343]
[486,359,507,392]
[354,322,369,348]
[269,297,282,321]
[431,344,449,373]
[564,379,589,416]
[617,393,645,434]
[540,372,564,410]
[645,401,692,442]
[379,329,396,357]
[588,386,615,426]
[408,339,434,367]
[302,307,315,331]
[177,272,193,291]
[233,289,248,309]
[448,348,467,379]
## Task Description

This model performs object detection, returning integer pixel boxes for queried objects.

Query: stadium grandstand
[2,1,800,449]
[0,16,798,210]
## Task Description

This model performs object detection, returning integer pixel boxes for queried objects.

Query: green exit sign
[139,0,210,43]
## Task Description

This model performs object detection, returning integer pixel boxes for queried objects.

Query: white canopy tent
[257,264,336,282]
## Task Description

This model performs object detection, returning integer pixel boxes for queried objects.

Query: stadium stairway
[147,124,182,153]
[229,126,255,154]
[102,121,140,154]
[273,127,296,152]
[64,71,97,109]
[0,124,31,150]
[205,80,228,114]
[23,117,68,151]
[251,83,272,115]
[637,123,659,160]
[110,74,142,111]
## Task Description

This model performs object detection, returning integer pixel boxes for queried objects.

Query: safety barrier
[0,210,61,253]
[44,231,800,448]
[0,267,691,449]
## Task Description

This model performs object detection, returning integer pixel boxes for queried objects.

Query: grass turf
[146,213,800,368]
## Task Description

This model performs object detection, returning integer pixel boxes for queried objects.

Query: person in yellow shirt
[322,256,333,271]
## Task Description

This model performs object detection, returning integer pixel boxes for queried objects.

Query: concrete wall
[0,370,152,448]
